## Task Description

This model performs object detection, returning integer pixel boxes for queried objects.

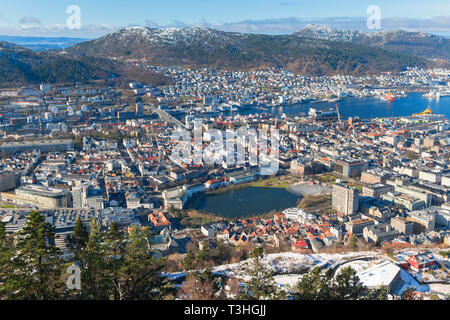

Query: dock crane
[336,104,342,124]
[335,103,346,132]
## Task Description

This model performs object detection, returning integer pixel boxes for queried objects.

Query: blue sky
[1,0,450,37]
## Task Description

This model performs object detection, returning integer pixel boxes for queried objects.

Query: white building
[356,260,403,295]
[419,170,442,184]
[282,208,317,224]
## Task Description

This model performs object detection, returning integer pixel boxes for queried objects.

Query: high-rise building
[185,115,194,129]
[135,102,144,117]
[72,183,104,209]
[332,183,359,215]
[72,184,88,209]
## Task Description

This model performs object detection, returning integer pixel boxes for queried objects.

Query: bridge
[147,106,186,129]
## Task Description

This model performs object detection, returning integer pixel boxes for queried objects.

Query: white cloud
[142,16,450,36]
[212,16,450,36]
[18,16,43,30]
[1,15,450,38]
[0,22,119,38]
[18,17,43,25]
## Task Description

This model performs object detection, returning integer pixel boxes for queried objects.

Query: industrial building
[0,139,74,154]
[3,184,70,208]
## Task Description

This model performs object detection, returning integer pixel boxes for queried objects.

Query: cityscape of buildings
[0,63,450,300]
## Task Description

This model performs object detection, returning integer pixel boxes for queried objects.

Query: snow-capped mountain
[294,24,370,42]
[64,26,430,75]
[106,26,244,46]
[71,26,245,56]
[294,24,450,61]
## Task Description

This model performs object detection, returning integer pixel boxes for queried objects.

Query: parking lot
[288,182,332,196]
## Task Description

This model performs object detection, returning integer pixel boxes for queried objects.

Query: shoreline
[174,90,449,122]
[183,178,302,220]
[205,182,291,196]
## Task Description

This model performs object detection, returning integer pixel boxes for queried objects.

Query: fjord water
[186,187,300,218]
[248,93,450,119]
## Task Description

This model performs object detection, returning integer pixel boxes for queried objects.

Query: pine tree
[81,218,109,299]
[72,217,89,251]
[0,222,13,299]
[363,286,388,300]
[294,266,387,301]
[67,217,89,267]
[319,267,336,299]
[4,211,64,299]
[334,266,364,300]
[184,250,196,270]
[213,240,231,265]
[116,226,174,300]
[242,247,284,300]
[104,222,125,300]
[293,267,334,300]
[195,245,212,267]
[293,267,322,300]
[0,221,6,246]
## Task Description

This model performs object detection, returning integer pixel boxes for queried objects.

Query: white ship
[423,90,441,99]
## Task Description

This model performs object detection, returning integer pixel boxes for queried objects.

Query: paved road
[147,106,186,129]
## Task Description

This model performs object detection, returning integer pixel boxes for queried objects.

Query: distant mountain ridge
[2,25,448,87]
[294,24,450,62]
[0,41,168,87]
[0,35,88,51]
[64,26,430,75]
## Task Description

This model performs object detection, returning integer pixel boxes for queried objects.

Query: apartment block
[332,183,359,215]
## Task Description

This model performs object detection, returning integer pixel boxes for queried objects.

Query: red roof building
[148,212,171,228]
[408,254,437,272]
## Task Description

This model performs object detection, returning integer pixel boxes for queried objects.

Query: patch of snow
[429,283,450,295]
[397,270,429,295]
[274,274,303,287]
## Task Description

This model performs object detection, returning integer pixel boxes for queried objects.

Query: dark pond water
[186,186,300,218]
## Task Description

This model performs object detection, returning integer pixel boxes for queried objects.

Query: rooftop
[357,260,401,289]
[17,184,68,197]
[0,139,73,147]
